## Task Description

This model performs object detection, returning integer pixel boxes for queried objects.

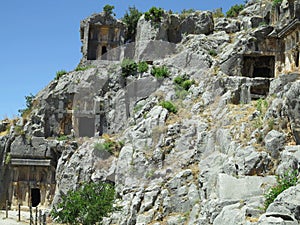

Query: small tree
[226,4,244,18]
[51,182,116,225]
[18,93,35,117]
[122,6,143,42]
[144,7,164,23]
[103,4,115,16]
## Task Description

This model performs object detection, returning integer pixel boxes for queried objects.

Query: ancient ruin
[80,13,125,62]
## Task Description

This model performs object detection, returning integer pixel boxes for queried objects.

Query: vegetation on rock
[94,136,124,156]
[137,61,149,73]
[226,4,244,17]
[264,170,299,210]
[55,70,67,80]
[273,0,283,7]
[151,65,170,79]
[144,7,164,23]
[160,100,177,114]
[174,74,195,91]
[51,182,116,225]
[18,94,35,118]
[121,58,137,77]
[103,4,115,16]
[122,6,143,42]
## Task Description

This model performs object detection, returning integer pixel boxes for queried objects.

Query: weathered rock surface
[1,0,300,224]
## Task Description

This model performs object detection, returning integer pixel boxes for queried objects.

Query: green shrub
[103,4,115,16]
[121,58,137,77]
[51,182,116,225]
[264,170,298,210]
[182,80,194,90]
[151,66,170,79]
[208,49,218,57]
[226,4,244,17]
[173,74,194,91]
[75,65,94,72]
[122,6,143,42]
[55,70,67,80]
[144,7,164,23]
[57,135,68,141]
[137,61,149,73]
[160,101,177,114]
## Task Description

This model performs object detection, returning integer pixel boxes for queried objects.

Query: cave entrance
[78,117,95,137]
[31,188,40,207]
[242,56,275,78]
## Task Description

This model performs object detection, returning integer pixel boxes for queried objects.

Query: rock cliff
[1,0,300,224]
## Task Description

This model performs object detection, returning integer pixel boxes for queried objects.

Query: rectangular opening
[242,56,275,78]
[78,117,95,137]
[31,188,40,207]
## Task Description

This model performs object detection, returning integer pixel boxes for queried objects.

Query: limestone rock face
[180,11,214,35]
[2,0,300,224]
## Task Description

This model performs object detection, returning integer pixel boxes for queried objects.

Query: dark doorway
[101,46,107,60]
[31,188,40,207]
[242,56,275,78]
[78,117,95,137]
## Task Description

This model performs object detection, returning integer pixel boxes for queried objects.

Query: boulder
[264,130,286,158]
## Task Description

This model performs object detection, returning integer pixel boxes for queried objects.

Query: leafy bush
[151,66,170,79]
[226,4,244,18]
[137,61,149,73]
[173,74,194,91]
[144,7,164,23]
[103,4,115,16]
[51,182,116,225]
[18,94,35,118]
[121,58,137,77]
[160,101,177,114]
[55,70,67,80]
[264,170,298,210]
[122,6,143,42]
[273,0,283,7]
[57,135,68,141]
